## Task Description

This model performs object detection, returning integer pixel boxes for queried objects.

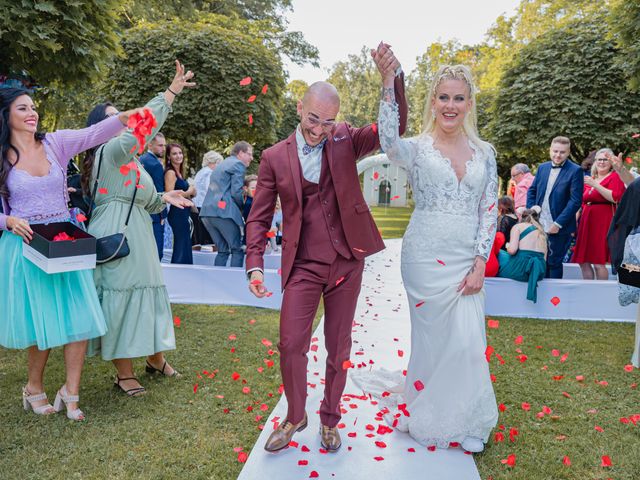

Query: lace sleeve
[378,89,417,167]
[475,149,499,260]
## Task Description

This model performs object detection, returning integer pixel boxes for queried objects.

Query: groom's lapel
[286,135,303,208]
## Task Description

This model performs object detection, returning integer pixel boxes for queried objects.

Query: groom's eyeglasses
[303,113,336,131]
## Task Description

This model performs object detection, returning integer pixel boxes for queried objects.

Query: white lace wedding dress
[351,97,499,447]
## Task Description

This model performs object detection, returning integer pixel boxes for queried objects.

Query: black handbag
[87,149,138,264]
[618,263,640,288]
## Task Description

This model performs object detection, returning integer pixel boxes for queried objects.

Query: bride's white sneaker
[461,437,484,453]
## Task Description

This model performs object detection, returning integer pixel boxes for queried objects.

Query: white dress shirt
[194,166,214,208]
[540,164,562,231]
[295,126,325,184]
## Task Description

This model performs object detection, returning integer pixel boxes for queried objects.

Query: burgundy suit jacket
[246,74,408,290]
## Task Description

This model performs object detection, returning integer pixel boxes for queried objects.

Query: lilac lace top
[0,116,124,230]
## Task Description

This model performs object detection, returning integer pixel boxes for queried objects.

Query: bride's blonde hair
[421,65,493,154]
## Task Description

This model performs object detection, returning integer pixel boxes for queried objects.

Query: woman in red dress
[571,148,626,279]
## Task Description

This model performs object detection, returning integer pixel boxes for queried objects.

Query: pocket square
[333,135,347,142]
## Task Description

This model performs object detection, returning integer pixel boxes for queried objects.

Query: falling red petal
[373,172,380,180]
[436,259,446,266]
[124,180,132,187]
[75,213,87,223]
[335,276,345,286]
[218,200,227,209]
[415,301,425,308]
[550,296,560,306]
[98,188,108,195]
[391,195,400,200]
[414,380,425,391]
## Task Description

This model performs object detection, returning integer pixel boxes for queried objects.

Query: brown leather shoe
[320,424,342,452]
[264,413,308,452]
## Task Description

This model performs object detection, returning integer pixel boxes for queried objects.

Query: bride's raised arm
[372,43,417,167]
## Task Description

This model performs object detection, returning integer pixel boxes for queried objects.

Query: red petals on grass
[563,455,571,466]
[501,454,516,467]
[261,84,269,95]
[247,95,257,103]
[624,364,634,372]
[488,319,499,329]
[485,345,494,363]
[521,402,531,411]
[601,455,612,467]
[239,77,252,86]
[173,316,181,327]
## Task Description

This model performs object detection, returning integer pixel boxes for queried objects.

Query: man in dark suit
[139,132,167,259]
[200,141,253,267]
[527,136,584,278]
[245,43,407,453]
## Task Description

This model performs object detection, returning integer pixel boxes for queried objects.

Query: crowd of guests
[492,136,634,302]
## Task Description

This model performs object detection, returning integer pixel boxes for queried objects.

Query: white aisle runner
[238,240,480,480]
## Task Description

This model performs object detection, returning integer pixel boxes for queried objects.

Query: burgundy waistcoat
[295,155,352,263]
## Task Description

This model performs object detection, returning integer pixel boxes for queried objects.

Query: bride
[354,50,499,453]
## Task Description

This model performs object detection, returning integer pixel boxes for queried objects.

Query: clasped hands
[370,41,401,84]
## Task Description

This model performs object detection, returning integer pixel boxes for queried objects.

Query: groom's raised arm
[349,46,407,159]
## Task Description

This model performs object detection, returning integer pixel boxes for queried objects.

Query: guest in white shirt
[192,150,223,246]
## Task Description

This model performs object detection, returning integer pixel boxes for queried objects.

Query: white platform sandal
[22,386,55,415]
[53,385,85,421]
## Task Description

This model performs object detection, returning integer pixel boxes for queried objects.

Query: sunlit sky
[284,0,521,83]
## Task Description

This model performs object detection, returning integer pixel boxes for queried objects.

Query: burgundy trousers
[278,255,364,427]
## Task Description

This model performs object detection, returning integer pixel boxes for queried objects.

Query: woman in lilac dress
[0,88,139,420]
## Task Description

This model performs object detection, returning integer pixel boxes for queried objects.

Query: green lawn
[370,205,413,239]
[2,207,638,479]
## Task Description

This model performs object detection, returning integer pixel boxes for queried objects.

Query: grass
[370,205,412,239]
[2,207,638,479]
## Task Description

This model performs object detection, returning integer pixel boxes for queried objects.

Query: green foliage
[0,0,123,86]
[327,46,380,128]
[609,0,640,91]
[106,17,286,172]
[490,17,640,174]
[119,0,319,67]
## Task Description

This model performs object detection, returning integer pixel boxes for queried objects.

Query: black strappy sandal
[145,360,181,378]
[114,376,146,397]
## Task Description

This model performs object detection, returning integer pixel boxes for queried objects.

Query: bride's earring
[431,109,436,120]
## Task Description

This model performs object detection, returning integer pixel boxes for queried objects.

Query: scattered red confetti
[415,301,425,308]
[247,95,257,103]
[601,455,612,467]
[373,172,380,180]
[576,375,584,381]
[124,180,132,187]
[391,195,400,201]
[407,447,415,452]
[242,386,250,394]
[98,187,108,195]
[75,213,87,223]
[501,454,516,467]
[397,350,404,358]
[514,335,523,345]
[266,231,276,238]
[560,353,569,362]
[335,276,345,286]
[301,445,310,452]
[485,345,494,363]
[309,471,319,478]
[563,455,571,466]
[509,427,518,442]
[498,403,506,412]
[353,247,366,253]
[298,460,308,466]
[414,380,425,391]
[427,445,436,452]
[228,334,237,340]
[375,441,387,448]
[436,259,446,266]
[250,279,262,286]
[594,425,604,432]
[217,200,227,209]
[542,405,552,415]
[261,338,272,347]
[127,108,157,154]
[632,133,640,139]
[488,203,495,211]
[248,114,253,125]
[488,319,499,329]
[342,360,353,370]
[551,349,560,357]
[237,452,248,463]
[373,456,384,461]
[624,364,634,372]
[135,184,145,190]
[173,316,181,327]
[261,84,269,95]
[550,296,560,306]
[521,402,531,411]
[371,122,378,134]
[239,77,252,86]
[517,354,528,363]
[119,164,131,176]
[232,372,240,381]
[494,432,505,442]
[193,383,198,393]
[626,157,633,164]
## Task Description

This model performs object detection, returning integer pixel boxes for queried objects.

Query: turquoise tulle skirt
[0,232,107,350]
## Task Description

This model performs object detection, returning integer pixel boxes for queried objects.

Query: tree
[609,0,640,91]
[119,0,319,67]
[327,46,380,128]
[490,17,640,175]
[275,80,308,141]
[106,16,286,172]
[0,0,123,85]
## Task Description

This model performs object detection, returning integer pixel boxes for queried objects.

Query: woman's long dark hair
[0,88,45,200]
[165,143,185,178]
[81,102,113,195]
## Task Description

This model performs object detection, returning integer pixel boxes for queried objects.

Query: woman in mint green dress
[498,206,548,303]
[82,61,195,396]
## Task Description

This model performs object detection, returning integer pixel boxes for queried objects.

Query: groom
[246,43,408,452]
